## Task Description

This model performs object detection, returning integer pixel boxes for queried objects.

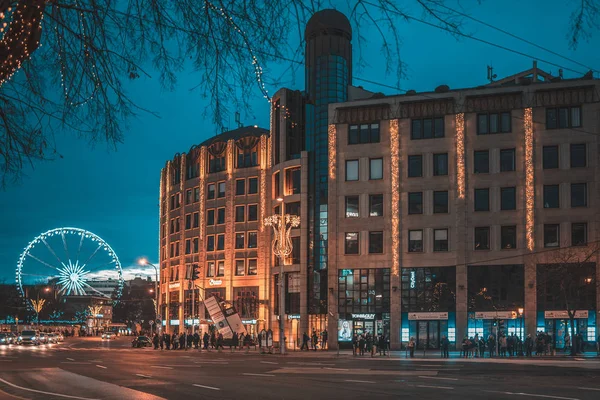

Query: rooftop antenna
[487,65,497,83]
[235,111,242,128]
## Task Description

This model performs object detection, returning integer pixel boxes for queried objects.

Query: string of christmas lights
[455,113,466,199]
[524,108,535,251]
[389,119,400,277]
[327,124,336,180]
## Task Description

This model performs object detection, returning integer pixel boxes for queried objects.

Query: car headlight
[18,336,22,340]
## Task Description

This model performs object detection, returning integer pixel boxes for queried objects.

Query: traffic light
[493,319,498,327]
[498,319,505,334]
[191,264,200,280]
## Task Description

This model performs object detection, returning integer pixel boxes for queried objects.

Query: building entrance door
[416,321,440,350]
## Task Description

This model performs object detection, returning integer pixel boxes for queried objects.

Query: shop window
[346,160,359,181]
[217,261,225,277]
[474,150,489,173]
[369,194,383,217]
[408,155,422,177]
[501,226,517,249]
[207,183,216,200]
[433,153,448,176]
[477,112,511,134]
[368,231,383,254]
[571,183,587,207]
[193,212,199,228]
[235,260,245,276]
[544,224,560,248]
[433,191,448,214]
[247,259,258,275]
[474,188,489,211]
[571,223,587,246]
[247,204,258,221]
[207,209,215,226]
[501,187,516,210]
[546,106,581,129]
[570,144,586,168]
[217,234,225,251]
[345,232,359,254]
[337,268,391,315]
[408,230,423,253]
[408,192,423,214]
[536,262,595,312]
[348,123,380,144]
[285,167,301,195]
[235,233,245,249]
[411,117,444,139]
[247,231,258,248]
[474,227,490,250]
[248,177,258,194]
[217,207,226,224]
[543,185,560,208]
[401,267,456,312]
[218,181,226,198]
[433,229,448,252]
[206,262,215,277]
[369,158,383,180]
[236,179,245,196]
[500,148,516,172]
[467,265,524,311]
[206,236,215,252]
[235,206,245,223]
[543,146,559,169]
[345,196,359,218]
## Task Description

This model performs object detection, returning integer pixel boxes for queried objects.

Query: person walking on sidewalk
[378,334,387,356]
[525,334,533,357]
[153,333,159,350]
[487,334,496,358]
[322,330,328,350]
[408,337,416,358]
[203,332,210,350]
[301,332,309,351]
[193,332,200,349]
[441,335,450,359]
[172,333,178,350]
[159,333,164,350]
[165,332,171,350]
[352,334,358,356]
[311,330,319,351]
[216,333,224,351]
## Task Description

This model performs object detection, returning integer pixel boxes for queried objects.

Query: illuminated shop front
[337,268,390,348]
[401,267,456,349]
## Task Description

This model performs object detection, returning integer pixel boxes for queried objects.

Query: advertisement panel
[407,312,448,320]
[338,319,352,341]
[544,310,589,319]
[204,296,233,338]
[223,306,246,335]
[475,311,517,320]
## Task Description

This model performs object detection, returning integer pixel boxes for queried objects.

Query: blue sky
[0,0,598,282]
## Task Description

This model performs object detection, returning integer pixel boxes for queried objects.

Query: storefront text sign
[410,271,416,289]
[544,310,588,319]
[475,311,517,320]
[209,279,222,286]
[168,282,180,290]
[351,313,375,319]
[408,312,448,320]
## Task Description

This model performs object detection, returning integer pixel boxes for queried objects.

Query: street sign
[156,319,161,325]
[156,314,162,320]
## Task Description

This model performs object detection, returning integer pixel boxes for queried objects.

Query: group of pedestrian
[351,332,389,357]
[152,331,225,351]
[301,330,328,351]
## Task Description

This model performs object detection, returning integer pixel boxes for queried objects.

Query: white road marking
[242,373,275,377]
[95,365,107,369]
[418,375,458,381]
[193,384,221,391]
[135,374,152,379]
[260,361,278,365]
[66,358,75,361]
[151,366,173,369]
[485,391,579,400]
[345,379,375,384]
[0,360,13,362]
[0,377,100,400]
[578,387,600,391]
[325,367,349,371]
[60,362,91,365]
[417,384,454,390]
[417,364,445,367]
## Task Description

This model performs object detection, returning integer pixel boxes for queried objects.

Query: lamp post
[139,258,160,333]
[264,197,300,355]
[518,307,524,356]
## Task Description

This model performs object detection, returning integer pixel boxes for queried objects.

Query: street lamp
[518,307,524,356]
[264,197,300,355]
[139,257,159,334]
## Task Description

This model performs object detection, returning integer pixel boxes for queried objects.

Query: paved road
[1,337,599,399]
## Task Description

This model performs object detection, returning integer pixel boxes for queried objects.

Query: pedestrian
[488,334,495,357]
[461,336,469,358]
[301,332,309,351]
[474,333,480,357]
[564,333,571,353]
[352,334,358,356]
[441,335,450,359]
[172,332,178,350]
[322,330,328,350]
[232,332,239,351]
[216,333,224,351]
[408,336,415,358]
[193,332,200,349]
[378,334,387,356]
[525,334,533,357]
[597,335,600,356]
[244,332,252,353]
[210,331,217,349]
[499,335,507,357]
[159,333,164,350]
[203,332,210,350]
[359,334,365,356]
[179,332,185,350]
[187,332,193,349]
[165,332,171,350]
[311,330,318,351]
[152,333,159,350]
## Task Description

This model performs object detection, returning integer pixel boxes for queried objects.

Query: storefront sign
[408,312,448,320]
[209,279,222,286]
[288,314,301,320]
[475,311,517,320]
[351,313,375,320]
[410,271,416,289]
[544,310,588,319]
[168,282,180,290]
[242,319,257,325]
[169,319,180,326]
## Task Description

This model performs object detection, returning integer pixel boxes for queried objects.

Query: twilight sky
[0,0,598,282]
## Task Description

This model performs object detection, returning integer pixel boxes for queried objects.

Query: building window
[207,183,216,200]
[500,187,516,210]
[369,158,383,180]
[217,234,225,251]
[474,227,490,250]
[218,181,226,198]
[247,259,258,275]
[285,167,301,195]
[248,177,258,194]
[369,231,384,254]
[501,226,517,249]
[285,202,300,216]
[207,209,215,226]
[572,222,587,246]
[193,212,199,228]
[571,183,587,207]
[408,192,423,214]
[175,217,180,232]
[217,261,225,277]
[474,188,489,211]
[185,239,191,254]
[235,205,245,222]
[247,231,258,248]
[543,185,560,208]
[208,153,226,173]
[500,148,516,172]
[235,232,245,249]
[186,189,192,205]
[346,160,359,181]
[185,214,192,230]
[338,268,391,315]
[433,229,448,252]
[194,187,200,202]
[290,236,301,264]
[570,144,586,168]
[206,236,215,252]
[273,171,280,198]
[433,153,448,176]
[411,117,444,139]
[207,262,215,277]
[543,146,559,169]
[234,260,245,276]
[217,207,226,224]
[474,150,489,173]
[248,204,258,221]
[345,232,359,254]
[169,219,175,234]
[193,238,199,253]
[433,191,448,213]
[544,224,560,247]
[369,194,384,217]
[477,112,511,134]
[348,123,380,144]
[546,106,581,129]
[408,230,423,253]
[345,196,359,218]
[236,179,245,196]
[408,155,422,178]
[236,147,258,168]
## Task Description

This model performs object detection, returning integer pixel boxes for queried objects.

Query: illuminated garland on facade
[328,124,336,180]
[165,161,172,259]
[524,108,535,251]
[389,119,400,277]
[260,135,268,232]
[455,113,466,199]
[226,140,234,177]
[199,147,206,240]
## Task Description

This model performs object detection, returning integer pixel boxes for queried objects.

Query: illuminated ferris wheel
[16,227,124,300]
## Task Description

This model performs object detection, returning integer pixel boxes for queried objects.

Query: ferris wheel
[16,227,124,300]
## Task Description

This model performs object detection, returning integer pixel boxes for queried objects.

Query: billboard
[204,296,233,338]
[223,306,247,335]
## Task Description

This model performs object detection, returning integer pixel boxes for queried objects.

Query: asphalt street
[1,337,599,400]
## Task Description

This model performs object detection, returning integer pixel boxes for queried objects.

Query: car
[18,330,39,345]
[101,332,116,340]
[46,333,58,344]
[38,332,48,344]
[131,336,152,348]
[56,332,64,342]
[6,332,16,344]
[0,333,10,345]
